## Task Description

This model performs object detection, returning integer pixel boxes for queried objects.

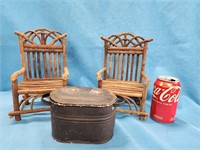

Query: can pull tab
[158,76,179,82]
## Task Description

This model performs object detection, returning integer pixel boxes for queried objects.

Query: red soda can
[150,76,181,123]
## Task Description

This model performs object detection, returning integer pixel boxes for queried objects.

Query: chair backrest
[101,32,152,83]
[15,28,67,80]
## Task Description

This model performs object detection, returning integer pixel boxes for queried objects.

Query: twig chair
[8,28,69,121]
[96,32,153,120]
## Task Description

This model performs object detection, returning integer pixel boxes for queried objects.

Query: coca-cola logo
[153,86,181,103]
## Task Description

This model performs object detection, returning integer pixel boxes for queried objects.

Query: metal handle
[41,93,51,105]
[113,98,125,107]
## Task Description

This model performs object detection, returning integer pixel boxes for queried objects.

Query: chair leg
[139,96,148,120]
[12,80,21,121]
[12,88,21,121]
[98,80,102,88]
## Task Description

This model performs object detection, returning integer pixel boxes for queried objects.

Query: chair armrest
[96,67,106,81]
[62,67,69,80]
[141,71,150,86]
[10,67,26,81]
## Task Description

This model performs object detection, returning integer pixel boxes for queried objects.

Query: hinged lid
[50,86,117,107]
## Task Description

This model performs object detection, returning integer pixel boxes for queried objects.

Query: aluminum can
[150,76,181,123]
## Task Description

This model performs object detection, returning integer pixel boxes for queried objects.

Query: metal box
[50,86,117,144]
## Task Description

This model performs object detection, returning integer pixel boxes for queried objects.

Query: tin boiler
[50,87,119,144]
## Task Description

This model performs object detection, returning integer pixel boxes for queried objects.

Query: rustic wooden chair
[96,32,153,120]
[8,28,69,121]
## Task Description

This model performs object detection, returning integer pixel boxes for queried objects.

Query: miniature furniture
[96,32,153,120]
[8,28,69,121]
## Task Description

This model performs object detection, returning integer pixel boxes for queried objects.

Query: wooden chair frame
[96,32,153,120]
[8,28,69,121]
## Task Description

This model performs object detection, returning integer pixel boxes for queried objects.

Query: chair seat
[18,79,64,94]
[101,79,144,97]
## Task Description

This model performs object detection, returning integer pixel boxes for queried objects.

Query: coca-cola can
[150,76,181,123]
